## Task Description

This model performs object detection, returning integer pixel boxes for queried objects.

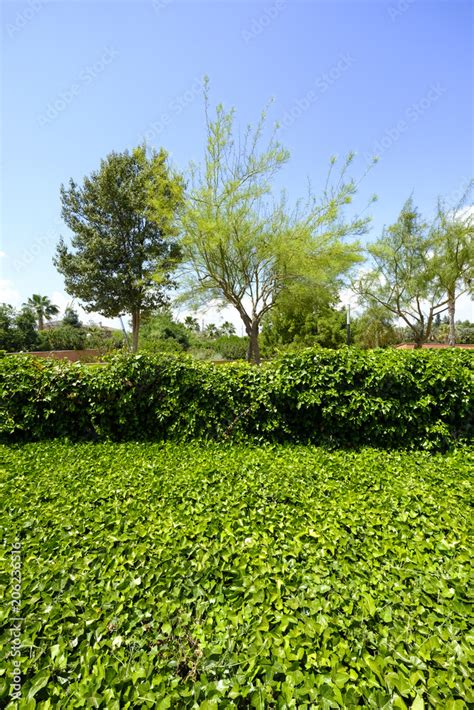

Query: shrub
[213,335,248,360]
[37,325,87,351]
[0,348,472,448]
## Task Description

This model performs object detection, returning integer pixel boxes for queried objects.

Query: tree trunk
[38,314,44,331]
[447,290,456,346]
[131,310,140,353]
[246,320,260,365]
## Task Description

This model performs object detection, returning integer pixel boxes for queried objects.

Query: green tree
[38,326,86,351]
[455,320,474,344]
[183,315,200,332]
[15,307,39,350]
[23,294,59,331]
[352,304,398,348]
[261,283,345,350]
[213,335,247,360]
[203,323,220,338]
[219,320,236,336]
[430,194,473,345]
[55,146,184,351]
[0,304,39,352]
[63,306,82,328]
[139,309,190,353]
[178,92,374,363]
[0,304,21,352]
[84,325,125,351]
[355,198,450,348]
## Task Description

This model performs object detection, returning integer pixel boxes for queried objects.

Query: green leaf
[27,670,50,699]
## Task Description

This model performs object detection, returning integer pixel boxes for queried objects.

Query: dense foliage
[0,348,472,449]
[1,442,472,708]
[55,146,184,350]
[0,304,39,352]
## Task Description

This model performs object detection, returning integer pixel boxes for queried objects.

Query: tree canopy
[55,146,184,350]
[355,196,473,347]
[178,91,374,362]
[430,193,473,345]
[23,294,59,331]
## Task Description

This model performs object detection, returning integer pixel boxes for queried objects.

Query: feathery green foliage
[180,88,374,362]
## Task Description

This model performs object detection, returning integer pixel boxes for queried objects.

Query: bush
[37,325,87,351]
[213,335,248,360]
[139,311,190,353]
[0,348,472,448]
[84,326,126,351]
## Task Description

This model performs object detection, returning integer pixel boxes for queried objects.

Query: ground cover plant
[1,442,472,708]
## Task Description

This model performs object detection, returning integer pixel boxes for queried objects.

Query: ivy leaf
[27,669,50,699]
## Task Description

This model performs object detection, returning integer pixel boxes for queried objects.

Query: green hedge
[0,348,472,448]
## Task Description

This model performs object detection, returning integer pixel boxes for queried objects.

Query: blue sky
[1,0,473,329]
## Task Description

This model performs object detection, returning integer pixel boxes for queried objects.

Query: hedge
[0,348,472,449]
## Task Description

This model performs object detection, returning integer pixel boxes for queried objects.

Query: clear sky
[1,0,473,330]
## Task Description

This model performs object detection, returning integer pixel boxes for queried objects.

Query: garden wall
[0,348,472,450]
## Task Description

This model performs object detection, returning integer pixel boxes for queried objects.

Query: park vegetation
[14,89,465,361]
[1,85,473,710]
[55,146,184,351]
[1,348,471,449]
[1,441,472,707]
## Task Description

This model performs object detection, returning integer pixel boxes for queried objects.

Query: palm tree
[24,294,60,330]
[183,315,200,332]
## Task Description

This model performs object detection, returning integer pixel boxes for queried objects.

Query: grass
[1,442,472,709]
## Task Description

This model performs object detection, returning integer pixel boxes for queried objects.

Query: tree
[203,323,220,338]
[261,282,346,350]
[430,195,473,345]
[179,92,374,363]
[455,320,474,344]
[183,315,200,332]
[213,335,247,360]
[38,326,86,351]
[219,321,236,336]
[0,304,38,352]
[23,294,59,330]
[15,307,39,350]
[63,306,82,328]
[55,146,184,351]
[352,304,397,349]
[139,308,190,353]
[355,198,451,347]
